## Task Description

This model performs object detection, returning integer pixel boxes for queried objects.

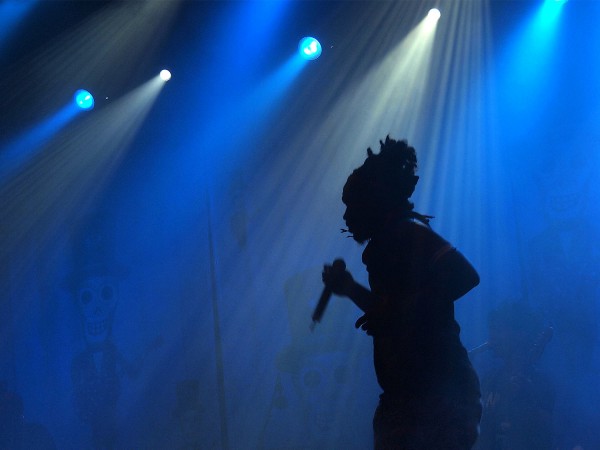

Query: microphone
[468,342,489,356]
[311,259,346,330]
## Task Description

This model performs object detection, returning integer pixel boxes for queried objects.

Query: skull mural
[528,127,600,364]
[527,123,600,450]
[68,215,127,347]
[66,213,128,449]
[77,275,118,347]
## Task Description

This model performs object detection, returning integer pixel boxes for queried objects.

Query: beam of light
[225,0,443,366]
[246,4,440,275]
[0,103,80,185]
[192,5,449,446]
[0,0,181,117]
[217,0,290,76]
[0,74,168,444]
[538,0,568,25]
[152,5,313,449]
[495,0,565,130]
[171,1,300,187]
[0,0,36,53]
[236,0,500,376]
[203,52,307,176]
[162,0,296,178]
[298,37,322,60]
[249,53,306,105]
[274,5,440,168]
[404,0,517,332]
[515,0,565,70]
[0,76,166,274]
[143,3,500,449]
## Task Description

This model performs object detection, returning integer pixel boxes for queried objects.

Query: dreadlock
[343,136,419,213]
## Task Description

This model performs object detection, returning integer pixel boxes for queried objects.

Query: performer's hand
[354,310,393,336]
[322,260,354,297]
[355,313,373,334]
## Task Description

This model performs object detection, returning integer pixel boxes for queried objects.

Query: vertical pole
[206,196,230,450]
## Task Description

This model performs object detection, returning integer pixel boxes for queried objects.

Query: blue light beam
[0,103,79,184]
[496,0,566,130]
[0,0,36,54]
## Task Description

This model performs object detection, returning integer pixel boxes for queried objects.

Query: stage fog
[1,1,599,449]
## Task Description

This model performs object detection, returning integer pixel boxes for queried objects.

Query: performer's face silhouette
[343,201,380,244]
[342,170,385,244]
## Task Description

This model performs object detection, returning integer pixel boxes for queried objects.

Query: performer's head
[342,136,419,244]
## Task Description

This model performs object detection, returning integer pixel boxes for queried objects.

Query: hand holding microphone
[311,259,350,329]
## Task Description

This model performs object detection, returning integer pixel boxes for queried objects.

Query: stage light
[298,37,322,61]
[74,89,94,110]
[540,0,568,17]
[427,8,441,22]
[160,69,172,81]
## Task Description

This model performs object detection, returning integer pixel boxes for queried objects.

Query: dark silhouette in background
[0,383,56,450]
[322,137,481,449]
[473,302,555,450]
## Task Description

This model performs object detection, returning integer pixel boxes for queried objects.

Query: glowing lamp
[298,37,322,61]
[160,69,172,81]
[427,8,441,21]
[74,89,94,110]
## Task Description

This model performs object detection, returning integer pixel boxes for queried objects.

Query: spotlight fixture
[427,8,441,21]
[160,69,172,81]
[298,37,322,61]
[74,89,94,110]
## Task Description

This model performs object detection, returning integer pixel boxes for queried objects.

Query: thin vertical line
[206,195,230,450]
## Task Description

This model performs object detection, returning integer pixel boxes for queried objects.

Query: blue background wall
[0,1,598,448]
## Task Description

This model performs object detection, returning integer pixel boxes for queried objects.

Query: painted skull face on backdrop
[67,213,127,347]
[77,275,119,346]
[535,147,592,228]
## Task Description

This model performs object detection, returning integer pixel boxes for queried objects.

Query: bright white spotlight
[298,37,322,61]
[427,8,441,22]
[159,69,172,81]
[74,89,94,110]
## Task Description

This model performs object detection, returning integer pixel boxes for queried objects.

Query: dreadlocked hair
[343,136,419,212]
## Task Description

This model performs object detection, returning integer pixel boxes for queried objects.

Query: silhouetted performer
[322,137,481,449]
[474,302,554,450]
